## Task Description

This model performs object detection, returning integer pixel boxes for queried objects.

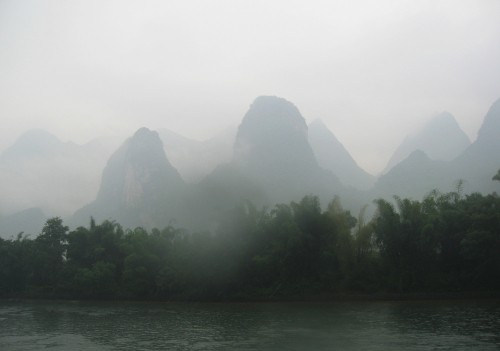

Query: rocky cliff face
[233,96,318,174]
[73,128,186,229]
[193,96,350,230]
[230,96,344,204]
[96,128,184,207]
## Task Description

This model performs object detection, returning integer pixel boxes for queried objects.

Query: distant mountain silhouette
[158,127,235,183]
[450,98,500,194]
[0,129,64,161]
[308,119,375,190]
[0,129,121,217]
[4,97,499,234]
[373,150,450,199]
[476,98,500,148]
[0,207,46,239]
[73,128,186,229]
[382,112,470,174]
[229,96,345,205]
[374,98,500,200]
[191,96,354,229]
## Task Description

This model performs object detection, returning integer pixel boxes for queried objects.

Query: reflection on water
[0,300,499,350]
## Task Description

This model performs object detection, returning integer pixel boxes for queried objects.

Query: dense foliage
[1,190,499,300]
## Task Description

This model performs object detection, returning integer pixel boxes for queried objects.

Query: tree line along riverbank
[1,189,499,301]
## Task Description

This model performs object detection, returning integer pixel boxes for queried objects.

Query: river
[0,299,499,350]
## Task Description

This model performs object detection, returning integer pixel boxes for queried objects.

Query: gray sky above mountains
[1,0,499,174]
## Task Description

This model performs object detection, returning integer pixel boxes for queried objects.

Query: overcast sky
[1,0,499,174]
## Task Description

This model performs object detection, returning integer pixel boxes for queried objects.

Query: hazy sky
[1,0,499,174]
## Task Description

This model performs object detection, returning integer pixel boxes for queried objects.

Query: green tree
[64,219,125,297]
[350,205,379,291]
[457,193,500,290]
[121,227,165,298]
[373,196,439,292]
[323,197,356,290]
[249,202,300,296]
[0,234,35,295]
[31,218,68,291]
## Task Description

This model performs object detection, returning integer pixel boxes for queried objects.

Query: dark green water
[0,300,499,350]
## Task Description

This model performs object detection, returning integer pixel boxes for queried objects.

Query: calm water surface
[0,299,499,350]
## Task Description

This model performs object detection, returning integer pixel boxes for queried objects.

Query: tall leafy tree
[32,218,68,290]
[64,219,125,298]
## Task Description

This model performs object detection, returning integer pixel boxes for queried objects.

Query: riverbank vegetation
[1,189,499,300]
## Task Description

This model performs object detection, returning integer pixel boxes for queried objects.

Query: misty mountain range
[0,130,122,216]
[1,96,499,237]
[381,111,471,175]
